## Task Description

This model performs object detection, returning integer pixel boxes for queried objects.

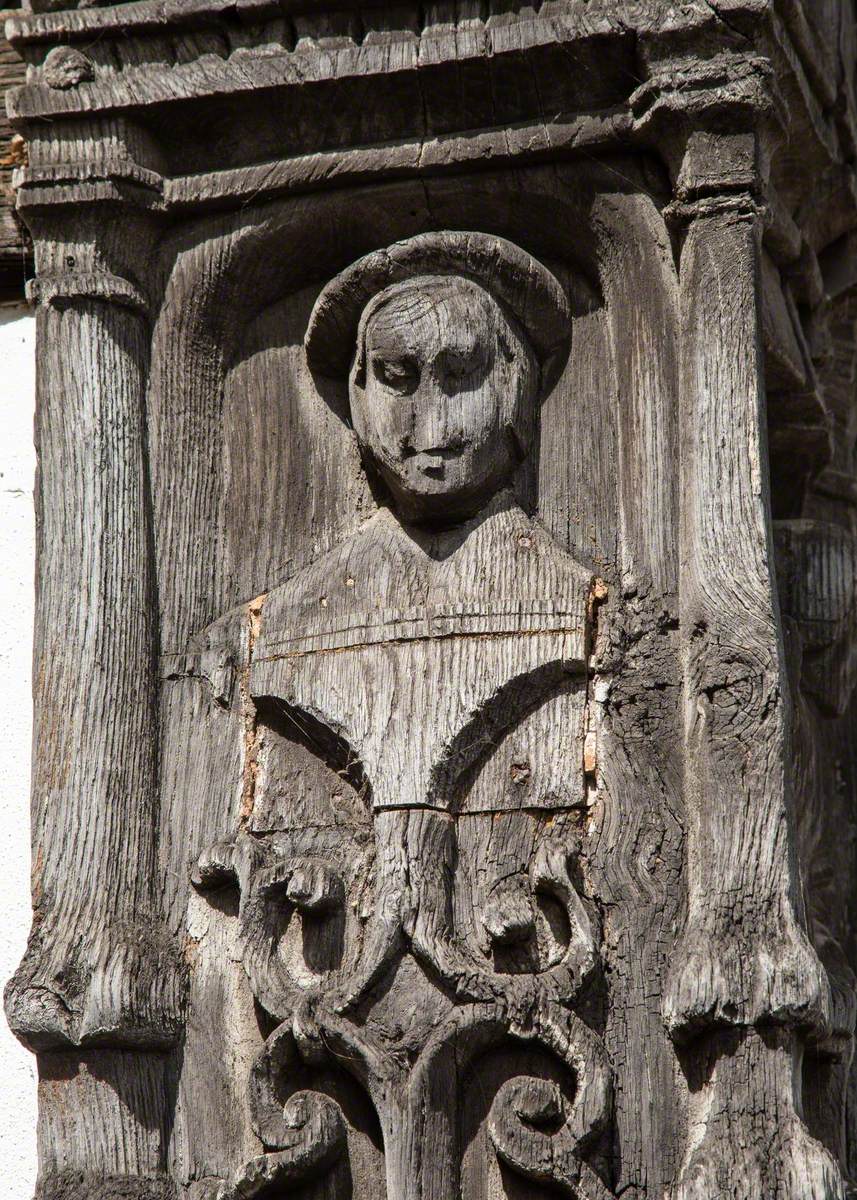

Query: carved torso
[200,496,592,812]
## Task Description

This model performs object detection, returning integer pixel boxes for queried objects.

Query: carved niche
[188,231,613,1200]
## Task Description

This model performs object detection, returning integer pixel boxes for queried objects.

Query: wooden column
[5,206,181,1199]
[666,147,841,1194]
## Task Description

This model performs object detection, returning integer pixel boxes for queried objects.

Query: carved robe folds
[7,4,857,1199]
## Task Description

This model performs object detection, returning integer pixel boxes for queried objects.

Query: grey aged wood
[0,5,29,295]
[5,3,857,1199]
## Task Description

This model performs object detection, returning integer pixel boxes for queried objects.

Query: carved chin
[385,461,501,518]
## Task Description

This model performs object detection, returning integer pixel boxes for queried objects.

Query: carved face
[349,276,538,523]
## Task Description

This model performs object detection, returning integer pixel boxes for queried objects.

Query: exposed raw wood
[0,5,29,296]
[5,3,857,1199]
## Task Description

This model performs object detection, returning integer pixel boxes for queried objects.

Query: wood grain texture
[7,2,857,1197]
[0,5,29,296]
[182,239,616,1200]
[5,278,183,1199]
[666,190,841,1198]
[6,293,182,1052]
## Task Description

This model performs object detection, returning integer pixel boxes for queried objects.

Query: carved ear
[349,290,384,392]
[499,315,540,461]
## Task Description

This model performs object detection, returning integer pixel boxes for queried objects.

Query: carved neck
[387,486,525,554]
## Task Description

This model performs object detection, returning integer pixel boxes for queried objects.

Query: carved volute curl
[183,229,614,1200]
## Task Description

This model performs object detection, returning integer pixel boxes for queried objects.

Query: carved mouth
[405,444,466,461]
[409,447,466,478]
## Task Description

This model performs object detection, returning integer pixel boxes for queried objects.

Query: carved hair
[305,231,572,406]
[349,273,531,390]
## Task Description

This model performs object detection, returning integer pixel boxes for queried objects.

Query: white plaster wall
[0,304,39,1198]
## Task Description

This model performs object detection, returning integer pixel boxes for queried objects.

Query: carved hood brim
[304,230,571,388]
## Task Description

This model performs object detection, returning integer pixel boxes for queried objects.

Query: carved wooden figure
[189,231,611,1200]
[5,2,857,1199]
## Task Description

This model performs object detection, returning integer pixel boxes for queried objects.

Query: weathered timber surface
[5,3,857,1200]
[0,5,28,295]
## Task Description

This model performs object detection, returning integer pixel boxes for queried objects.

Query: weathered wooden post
[5,3,857,1198]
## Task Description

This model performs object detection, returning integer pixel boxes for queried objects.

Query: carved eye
[436,344,488,392]
[373,355,420,395]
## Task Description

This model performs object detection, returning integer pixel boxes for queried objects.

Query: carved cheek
[453,382,506,451]
[357,383,414,464]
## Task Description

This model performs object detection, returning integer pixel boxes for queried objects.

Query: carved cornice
[6,4,857,1200]
[3,9,639,137]
[2,4,763,167]
[0,7,29,294]
[3,0,852,242]
[2,0,843,266]
[6,0,743,46]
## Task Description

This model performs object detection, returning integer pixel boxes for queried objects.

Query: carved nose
[405,390,466,460]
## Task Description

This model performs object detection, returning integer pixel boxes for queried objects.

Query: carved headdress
[304,230,571,397]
